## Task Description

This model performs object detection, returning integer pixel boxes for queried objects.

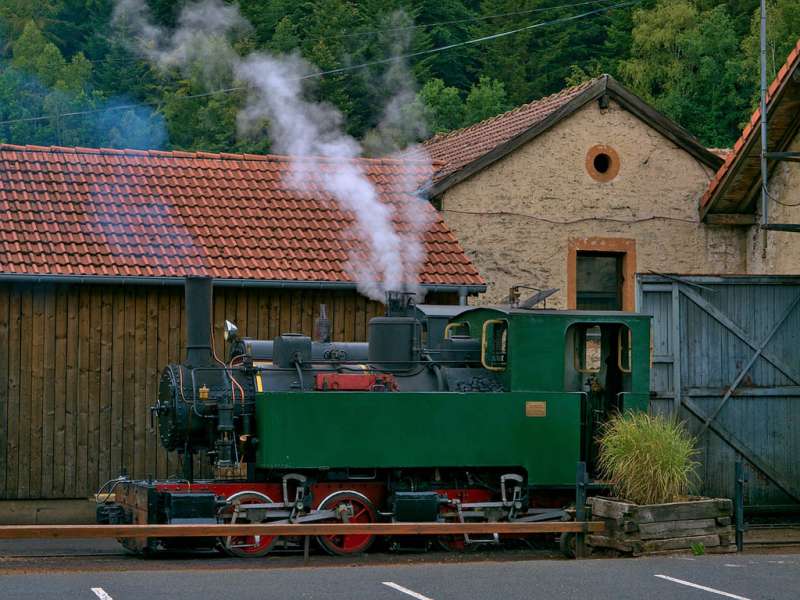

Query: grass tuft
[597,412,699,506]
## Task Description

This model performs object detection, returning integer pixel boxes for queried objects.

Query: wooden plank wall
[0,281,404,500]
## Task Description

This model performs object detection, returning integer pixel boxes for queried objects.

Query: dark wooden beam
[765,151,800,162]
[763,224,800,232]
[704,213,757,226]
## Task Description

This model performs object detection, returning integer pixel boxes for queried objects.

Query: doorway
[575,252,623,310]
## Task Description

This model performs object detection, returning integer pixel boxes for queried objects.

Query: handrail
[443,322,469,339]
[617,328,632,374]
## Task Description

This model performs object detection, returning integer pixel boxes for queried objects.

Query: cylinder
[185,276,214,368]
[368,316,420,371]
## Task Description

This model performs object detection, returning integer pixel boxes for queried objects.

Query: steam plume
[113,0,433,301]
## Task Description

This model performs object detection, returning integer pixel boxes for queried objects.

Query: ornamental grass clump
[597,412,699,506]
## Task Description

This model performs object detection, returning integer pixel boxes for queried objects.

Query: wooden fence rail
[0,521,604,540]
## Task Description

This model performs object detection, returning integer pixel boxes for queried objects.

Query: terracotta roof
[424,78,599,183]
[701,39,800,215]
[707,148,731,160]
[0,144,483,287]
[423,76,722,195]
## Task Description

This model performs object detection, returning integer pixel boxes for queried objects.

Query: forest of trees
[0,0,798,154]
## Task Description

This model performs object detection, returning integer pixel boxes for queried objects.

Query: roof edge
[0,273,486,294]
[429,75,723,197]
[428,77,608,197]
[699,39,800,220]
[0,143,433,167]
[604,79,724,171]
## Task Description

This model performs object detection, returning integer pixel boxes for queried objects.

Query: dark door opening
[576,252,623,310]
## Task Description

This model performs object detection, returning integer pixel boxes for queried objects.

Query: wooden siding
[0,281,444,500]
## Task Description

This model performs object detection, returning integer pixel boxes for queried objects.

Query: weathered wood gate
[638,274,800,509]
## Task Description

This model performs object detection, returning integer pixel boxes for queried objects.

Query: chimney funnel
[185,276,214,367]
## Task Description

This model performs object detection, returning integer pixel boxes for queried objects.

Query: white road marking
[382,581,435,600]
[91,588,113,600]
[654,575,752,600]
[724,564,745,568]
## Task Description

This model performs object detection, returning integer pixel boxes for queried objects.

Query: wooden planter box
[587,497,736,556]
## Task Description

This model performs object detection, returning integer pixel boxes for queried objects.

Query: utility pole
[760,0,769,257]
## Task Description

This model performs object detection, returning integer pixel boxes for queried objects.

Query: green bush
[597,412,699,506]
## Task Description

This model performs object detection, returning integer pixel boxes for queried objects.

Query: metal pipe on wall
[184,276,214,368]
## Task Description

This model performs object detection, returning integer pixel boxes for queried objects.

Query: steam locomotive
[97,277,651,556]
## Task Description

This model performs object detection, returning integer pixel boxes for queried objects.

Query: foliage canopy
[0,0,796,152]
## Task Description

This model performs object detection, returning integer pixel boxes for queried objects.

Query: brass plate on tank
[525,401,547,417]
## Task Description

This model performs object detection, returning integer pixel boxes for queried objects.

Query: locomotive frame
[97,277,651,557]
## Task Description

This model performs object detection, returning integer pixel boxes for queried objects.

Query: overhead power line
[319,0,620,41]
[298,0,640,79]
[0,0,640,128]
[79,0,619,67]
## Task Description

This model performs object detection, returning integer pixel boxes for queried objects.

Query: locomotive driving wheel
[217,491,278,558]
[316,491,377,556]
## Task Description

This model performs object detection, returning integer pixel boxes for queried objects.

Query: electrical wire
[73,0,620,66]
[313,0,620,41]
[295,0,641,80]
[0,0,640,128]
[765,183,800,207]
[440,208,699,225]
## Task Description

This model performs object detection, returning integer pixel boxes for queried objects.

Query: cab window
[481,319,508,371]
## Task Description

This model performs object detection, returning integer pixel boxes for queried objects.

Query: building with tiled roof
[0,144,482,290]
[0,144,483,502]
[422,74,749,307]
[701,39,800,274]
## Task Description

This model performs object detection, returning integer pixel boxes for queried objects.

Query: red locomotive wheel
[437,534,468,552]
[316,491,377,556]
[218,491,277,558]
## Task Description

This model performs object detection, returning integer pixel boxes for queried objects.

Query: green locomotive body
[255,308,651,487]
[100,278,652,557]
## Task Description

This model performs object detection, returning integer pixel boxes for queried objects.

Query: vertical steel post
[182,445,194,483]
[760,0,769,231]
[575,461,587,559]
[734,461,747,552]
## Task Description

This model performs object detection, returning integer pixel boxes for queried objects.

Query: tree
[415,77,464,133]
[463,75,510,126]
[0,0,63,54]
[1,20,95,145]
[620,1,746,147]
[739,0,800,106]
[468,0,541,106]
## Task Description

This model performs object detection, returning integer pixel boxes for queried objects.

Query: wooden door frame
[567,237,637,311]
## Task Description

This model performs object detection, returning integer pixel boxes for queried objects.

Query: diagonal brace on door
[680,287,800,385]
[682,397,800,504]
[698,291,800,435]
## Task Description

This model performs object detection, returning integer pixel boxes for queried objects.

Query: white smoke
[361,12,436,299]
[112,0,433,301]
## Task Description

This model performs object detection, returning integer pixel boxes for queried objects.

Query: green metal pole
[575,461,587,559]
[735,461,747,552]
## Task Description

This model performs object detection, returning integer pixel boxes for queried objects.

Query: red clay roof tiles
[423,78,599,182]
[701,39,800,210]
[0,144,483,287]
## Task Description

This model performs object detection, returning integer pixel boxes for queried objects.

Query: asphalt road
[0,546,797,600]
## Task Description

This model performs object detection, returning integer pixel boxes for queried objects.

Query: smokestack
[185,276,214,367]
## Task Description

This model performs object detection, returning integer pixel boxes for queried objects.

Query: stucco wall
[747,130,800,274]
[439,99,747,306]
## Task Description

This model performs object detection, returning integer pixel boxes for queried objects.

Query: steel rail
[0,521,603,540]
